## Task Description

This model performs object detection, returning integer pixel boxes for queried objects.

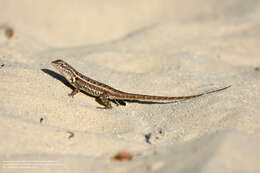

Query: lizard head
[51,59,77,83]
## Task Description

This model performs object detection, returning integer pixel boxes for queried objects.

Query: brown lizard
[51,59,231,109]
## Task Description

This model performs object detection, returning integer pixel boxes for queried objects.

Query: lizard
[51,59,231,109]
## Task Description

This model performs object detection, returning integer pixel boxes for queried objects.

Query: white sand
[0,0,260,172]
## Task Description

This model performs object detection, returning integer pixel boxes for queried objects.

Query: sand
[0,0,260,172]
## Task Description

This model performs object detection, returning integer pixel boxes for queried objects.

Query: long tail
[116,85,231,101]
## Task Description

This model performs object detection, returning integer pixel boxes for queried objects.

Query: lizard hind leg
[113,99,126,106]
[96,93,112,109]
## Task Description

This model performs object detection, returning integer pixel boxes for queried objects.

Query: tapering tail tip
[206,84,232,95]
[224,85,232,90]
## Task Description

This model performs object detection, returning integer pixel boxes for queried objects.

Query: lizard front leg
[68,81,81,98]
[68,88,80,97]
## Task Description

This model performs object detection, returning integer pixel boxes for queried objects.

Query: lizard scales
[51,59,231,109]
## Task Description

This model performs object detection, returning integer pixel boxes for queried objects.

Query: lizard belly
[74,79,103,97]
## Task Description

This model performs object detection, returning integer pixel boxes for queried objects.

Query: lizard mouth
[51,60,64,75]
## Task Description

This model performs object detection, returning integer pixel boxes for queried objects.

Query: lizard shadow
[42,69,178,106]
[41,69,97,99]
